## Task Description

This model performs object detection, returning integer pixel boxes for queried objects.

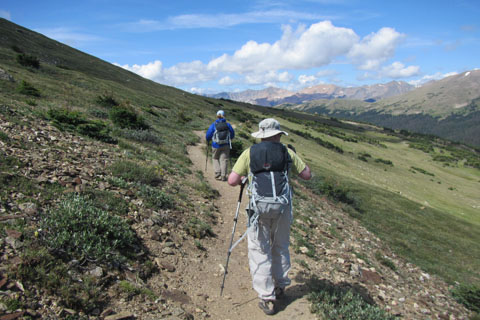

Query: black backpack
[248,142,292,218]
[212,121,230,145]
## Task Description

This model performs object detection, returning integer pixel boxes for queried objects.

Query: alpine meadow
[0,18,479,319]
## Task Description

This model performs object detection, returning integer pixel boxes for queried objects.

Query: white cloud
[408,71,458,86]
[208,21,358,73]
[0,10,11,20]
[298,74,317,85]
[118,21,414,90]
[380,62,420,78]
[244,70,293,85]
[34,27,102,47]
[124,10,330,31]
[348,27,405,70]
[219,76,236,85]
[115,60,164,81]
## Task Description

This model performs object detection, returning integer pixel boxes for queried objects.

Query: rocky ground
[0,111,473,319]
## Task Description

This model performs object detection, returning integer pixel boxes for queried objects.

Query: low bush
[109,104,148,130]
[41,193,136,264]
[117,128,163,145]
[302,176,362,211]
[95,93,118,108]
[47,108,114,143]
[375,251,397,271]
[17,80,40,97]
[375,158,393,166]
[137,184,174,210]
[76,120,115,143]
[309,279,395,320]
[14,246,104,312]
[185,217,213,239]
[16,53,40,69]
[109,160,163,186]
[451,284,480,313]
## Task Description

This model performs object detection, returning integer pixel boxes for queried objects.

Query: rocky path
[184,132,314,319]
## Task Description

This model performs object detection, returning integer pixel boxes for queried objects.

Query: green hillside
[1,18,479,317]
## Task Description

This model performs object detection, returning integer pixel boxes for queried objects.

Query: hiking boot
[274,287,285,300]
[221,176,227,181]
[258,299,275,315]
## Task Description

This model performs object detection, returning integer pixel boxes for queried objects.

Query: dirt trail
[185,132,315,319]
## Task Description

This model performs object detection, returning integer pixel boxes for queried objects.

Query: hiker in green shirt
[228,118,311,315]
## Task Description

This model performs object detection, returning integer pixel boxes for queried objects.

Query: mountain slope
[208,81,414,106]
[0,18,478,319]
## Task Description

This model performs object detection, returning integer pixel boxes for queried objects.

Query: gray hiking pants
[212,145,230,179]
[247,205,292,300]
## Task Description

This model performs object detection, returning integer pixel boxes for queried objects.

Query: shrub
[451,284,480,313]
[137,184,174,209]
[308,279,395,320]
[109,160,163,186]
[410,166,435,176]
[374,251,397,271]
[95,93,118,108]
[230,139,244,161]
[82,189,129,215]
[16,53,40,69]
[303,176,361,211]
[47,108,115,143]
[109,104,148,130]
[41,193,136,264]
[375,158,393,166]
[117,129,163,145]
[185,217,213,239]
[17,80,40,97]
[76,120,115,143]
[14,246,104,312]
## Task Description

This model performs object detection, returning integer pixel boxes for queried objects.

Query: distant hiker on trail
[228,118,311,315]
[206,110,235,181]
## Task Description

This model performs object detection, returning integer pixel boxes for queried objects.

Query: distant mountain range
[207,81,415,106]
[277,70,480,147]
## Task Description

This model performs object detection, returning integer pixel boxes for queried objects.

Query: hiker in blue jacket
[206,110,235,181]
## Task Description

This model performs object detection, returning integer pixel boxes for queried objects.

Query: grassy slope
[1,17,479,292]
[268,115,480,285]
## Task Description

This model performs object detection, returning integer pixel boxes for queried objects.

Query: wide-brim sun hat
[251,118,288,139]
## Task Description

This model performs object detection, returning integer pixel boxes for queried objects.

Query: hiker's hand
[287,144,296,153]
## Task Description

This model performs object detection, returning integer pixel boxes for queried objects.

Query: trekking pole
[220,178,247,296]
[205,140,209,172]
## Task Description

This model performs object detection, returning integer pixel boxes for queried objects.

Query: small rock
[89,267,103,278]
[162,247,174,255]
[104,311,134,320]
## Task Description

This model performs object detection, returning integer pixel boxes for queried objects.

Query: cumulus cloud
[115,60,163,81]
[408,71,458,86]
[298,74,317,85]
[219,76,236,85]
[380,62,420,78]
[348,27,405,70]
[244,70,293,84]
[117,21,412,90]
[0,10,11,20]
[208,21,358,73]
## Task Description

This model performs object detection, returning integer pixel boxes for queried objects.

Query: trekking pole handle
[238,177,247,202]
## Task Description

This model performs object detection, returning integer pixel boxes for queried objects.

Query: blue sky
[1,0,479,94]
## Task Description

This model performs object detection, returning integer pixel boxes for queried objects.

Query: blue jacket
[206,118,235,148]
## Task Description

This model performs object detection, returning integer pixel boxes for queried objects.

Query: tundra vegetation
[0,19,479,317]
